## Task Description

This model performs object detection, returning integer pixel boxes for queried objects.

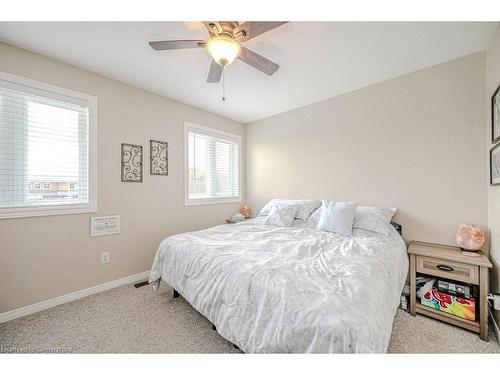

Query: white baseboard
[489,307,500,345]
[0,270,150,323]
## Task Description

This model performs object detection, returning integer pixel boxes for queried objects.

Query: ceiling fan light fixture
[206,36,241,66]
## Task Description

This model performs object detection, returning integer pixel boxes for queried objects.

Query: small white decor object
[231,213,245,222]
[90,215,121,237]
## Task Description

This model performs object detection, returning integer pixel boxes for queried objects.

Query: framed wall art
[490,142,500,186]
[492,83,500,143]
[150,140,168,176]
[121,143,143,182]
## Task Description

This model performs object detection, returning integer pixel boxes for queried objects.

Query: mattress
[149,218,408,353]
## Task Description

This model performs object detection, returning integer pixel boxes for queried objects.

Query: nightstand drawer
[416,256,479,284]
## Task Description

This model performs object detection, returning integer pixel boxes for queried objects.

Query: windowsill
[0,206,97,220]
[185,197,242,206]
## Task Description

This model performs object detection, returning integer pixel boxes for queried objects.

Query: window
[184,122,241,205]
[0,72,97,218]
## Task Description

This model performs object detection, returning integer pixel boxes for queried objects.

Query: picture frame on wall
[121,143,143,182]
[150,140,168,176]
[490,142,500,186]
[492,83,500,143]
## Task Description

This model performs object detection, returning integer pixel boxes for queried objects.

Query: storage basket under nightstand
[408,241,492,341]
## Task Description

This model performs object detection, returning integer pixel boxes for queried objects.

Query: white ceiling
[0,22,496,123]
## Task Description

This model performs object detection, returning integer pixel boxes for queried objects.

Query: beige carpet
[1,282,498,353]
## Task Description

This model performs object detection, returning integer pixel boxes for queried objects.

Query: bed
[149,214,408,353]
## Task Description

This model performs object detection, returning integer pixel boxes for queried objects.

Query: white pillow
[305,207,321,229]
[353,206,396,236]
[264,204,300,227]
[316,200,359,236]
[259,199,320,221]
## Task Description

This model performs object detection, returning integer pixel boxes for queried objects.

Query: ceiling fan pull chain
[222,70,226,102]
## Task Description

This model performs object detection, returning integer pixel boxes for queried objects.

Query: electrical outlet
[101,252,110,264]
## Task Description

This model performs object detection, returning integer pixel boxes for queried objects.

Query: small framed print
[490,142,500,185]
[121,143,143,182]
[150,140,168,176]
[492,83,500,143]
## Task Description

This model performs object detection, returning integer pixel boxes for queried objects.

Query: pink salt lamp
[240,205,251,219]
[456,224,485,251]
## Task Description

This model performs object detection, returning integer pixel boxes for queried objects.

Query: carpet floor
[1,282,499,354]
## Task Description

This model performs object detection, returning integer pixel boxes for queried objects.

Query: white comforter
[149,219,408,353]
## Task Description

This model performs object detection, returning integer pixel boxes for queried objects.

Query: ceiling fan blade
[203,21,221,36]
[238,47,279,76]
[149,40,205,50]
[207,60,223,83]
[234,22,287,42]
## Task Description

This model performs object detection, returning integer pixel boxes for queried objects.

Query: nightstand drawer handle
[436,264,454,272]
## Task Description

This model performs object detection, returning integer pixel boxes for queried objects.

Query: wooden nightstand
[408,241,492,341]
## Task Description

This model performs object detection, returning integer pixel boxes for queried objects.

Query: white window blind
[0,73,96,218]
[185,123,240,205]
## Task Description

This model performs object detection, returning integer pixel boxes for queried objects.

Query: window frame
[184,121,241,206]
[0,71,97,219]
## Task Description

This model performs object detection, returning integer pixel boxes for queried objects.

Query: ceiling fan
[149,21,288,83]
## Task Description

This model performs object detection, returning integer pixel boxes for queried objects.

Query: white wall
[0,40,494,323]
[486,24,500,330]
[0,42,245,313]
[246,52,487,247]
